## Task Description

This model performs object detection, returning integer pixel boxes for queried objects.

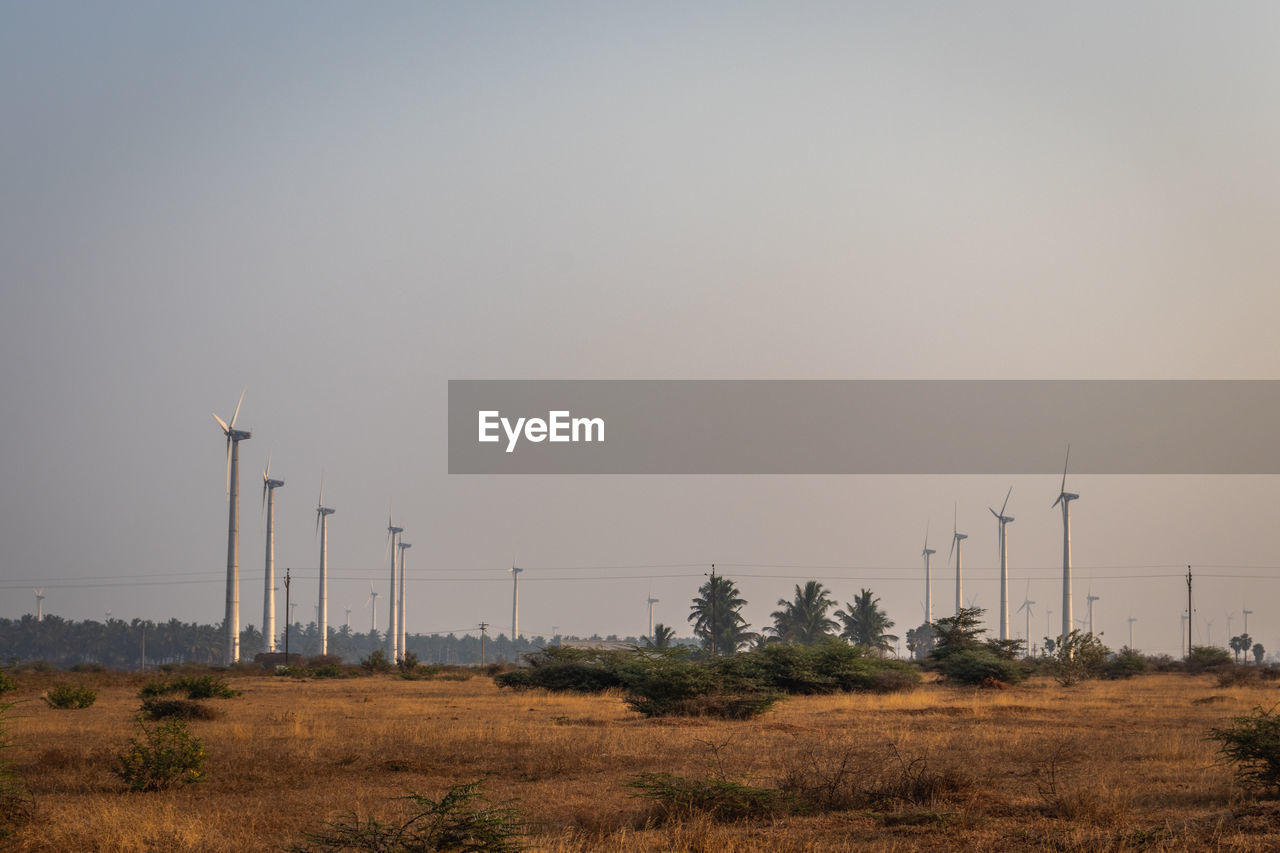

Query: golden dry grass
[4,670,1280,851]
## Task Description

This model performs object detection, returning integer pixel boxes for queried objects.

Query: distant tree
[1255,643,1267,665]
[905,623,936,660]
[647,624,676,650]
[769,581,837,645]
[688,573,757,655]
[835,589,897,654]
[930,607,987,659]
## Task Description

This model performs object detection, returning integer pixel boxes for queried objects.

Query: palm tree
[836,588,898,654]
[769,581,837,645]
[647,623,676,649]
[689,573,757,654]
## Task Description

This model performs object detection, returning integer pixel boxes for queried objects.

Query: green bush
[629,772,789,821]
[1187,646,1233,673]
[290,779,524,852]
[112,718,206,792]
[43,684,96,709]
[0,670,15,696]
[360,648,393,673]
[1049,631,1109,686]
[140,698,220,721]
[936,650,1027,686]
[139,675,239,700]
[1100,647,1148,680]
[1209,705,1280,794]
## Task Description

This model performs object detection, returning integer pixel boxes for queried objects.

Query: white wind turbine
[397,541,411,658]
[1086,590,1100,635]
[922,523,936,624]
[1051,446,1079,646]
[213,390,251,664]
[989,487,1014,641]
[261,455,284,654]
[1016,581,1035,658]
[1127,615,1137,649]
[385,511,403,660]
[365,583,380,634]
[34,588,45,621]
[315,478,335,656]
[948,505,967,616]
[647,593,660,639]
[511,565,524,642]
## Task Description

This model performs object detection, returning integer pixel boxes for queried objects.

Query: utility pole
[479,622,488,666]
[709,564,717,657]
[1186,566,1193,659]
[284,568,292,660]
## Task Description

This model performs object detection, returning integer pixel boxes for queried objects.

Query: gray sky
[2,3,1279,655]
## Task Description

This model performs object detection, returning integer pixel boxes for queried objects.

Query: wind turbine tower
[386,514,403,660]
[1086,591,1100,635]
[1051,446,1079,646]
[366,584,380,633]
[511,566,524,643]
[1244,608,1253,639]
[34,589,45,621]
[397,541,411,659]
[922,524,936,624]
[948,505,967,617]
[647,594,660,639]
[989,488,1014,641]
[1013,578,1034,655]
[344,607,352,630]
[1127,615,1137,649]
[262,457,285,654]
[213,390,251,664]
[315,481,335,656]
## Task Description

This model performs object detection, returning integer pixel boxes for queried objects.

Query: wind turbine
[1051,446,1079,647]
[213,390,251,664]
[1015,581,1035,658]
[365,583,380,633]
[922,523,936,624]
[511,565,524,642]
[1086,590,1100,635]
[397,541,411,659]
[33,588,45,621]
[315,478,335,656]
[344,606,352,631]
[989,487,1014,641]
[385,511,403,660]
[647,593,660,639]
[261,455,285,654]
[1243,607,1253,638]
[1127,615,1137,649]
[948,505,967,616]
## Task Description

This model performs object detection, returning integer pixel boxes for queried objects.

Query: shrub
[628,772,788,821]
[0,670,15,696]
[290,779,524,852]
[1186,646,1232,673]
[43,685,96,709]
[1101,647,1148,680]
[111,718,206,792]
[360,648,393,673]
[936,650,1027,686]
[1209,705,1280,794]
[1217,665,1260,688]
[140,698,220,721]
[69,662,105,673]
[140,675,239,700]
[1049,631,1109,687]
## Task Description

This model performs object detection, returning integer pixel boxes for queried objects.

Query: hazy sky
[3,3,1279,656]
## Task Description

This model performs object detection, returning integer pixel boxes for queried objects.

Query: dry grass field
[3,669,1280,851]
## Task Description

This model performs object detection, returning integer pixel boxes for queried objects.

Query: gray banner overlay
[448,380,1279,474]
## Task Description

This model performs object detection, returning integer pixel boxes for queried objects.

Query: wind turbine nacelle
[266,478,285,488]
[229,429,252,441]
[922,548,936,556]
[1063,492,1079,502]
[955,534,968,541]
[319,507,336,516]
[1003,515,1015,523]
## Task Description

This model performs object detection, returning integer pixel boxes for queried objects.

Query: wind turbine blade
[1060,444,1070,494]
[923,521,929,551]
[989,507,999,519]
[1000,486,1012,516]
[212,412,229,433]
[264,452,272,480]
[315,507,320,536]
[230,389,245,429]
[947,535,956,562]
[318,471,325,508]
[1051,493,1062,509]
[952,503,957,536]
[261,476,267,515]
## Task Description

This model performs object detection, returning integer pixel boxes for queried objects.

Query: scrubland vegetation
[0,659,1279,850]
